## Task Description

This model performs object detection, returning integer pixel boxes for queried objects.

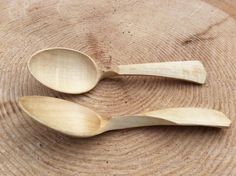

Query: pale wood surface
[0,0,236,175]
[29,48,206,94]
[117,61,206,84]
[19,96,231,137]
[28,48,101,94]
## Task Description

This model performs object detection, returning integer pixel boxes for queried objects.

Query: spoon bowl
[28,47,207,94]
[19,96,105,137]
[19,96,231,137]
[29,48,101,94]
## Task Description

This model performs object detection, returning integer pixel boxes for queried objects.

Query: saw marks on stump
[0,0,235,175]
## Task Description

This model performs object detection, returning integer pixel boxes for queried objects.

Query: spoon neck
[101,66,119,79]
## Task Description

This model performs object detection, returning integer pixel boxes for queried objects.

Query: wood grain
[28,48,206,94]
[19,96,231,137]
[0,0,235,175]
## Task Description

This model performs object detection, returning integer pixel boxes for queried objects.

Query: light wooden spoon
[19,96,231,137]
[28,48,207,94]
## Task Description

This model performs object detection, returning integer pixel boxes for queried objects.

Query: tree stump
[0,0,235,175]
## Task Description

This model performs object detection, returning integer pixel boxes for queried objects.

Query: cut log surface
[0,0,236,175]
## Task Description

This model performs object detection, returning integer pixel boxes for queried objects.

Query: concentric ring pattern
[0,0,235,175]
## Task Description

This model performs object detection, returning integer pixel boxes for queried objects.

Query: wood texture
[28,48,101,94]
[117,61,206,84]
[28,48,206,94]
[0,0,236,175]
[19,96,231,137]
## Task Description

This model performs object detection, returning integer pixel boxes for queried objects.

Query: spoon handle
[116,61,206,84]
[105,108,231,131]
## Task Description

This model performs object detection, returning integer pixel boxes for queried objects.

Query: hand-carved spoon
[19,96,230,137]
[28,48,206,94]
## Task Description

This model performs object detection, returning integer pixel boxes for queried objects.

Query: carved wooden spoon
[19,96,230,137]
[28,48,206,94]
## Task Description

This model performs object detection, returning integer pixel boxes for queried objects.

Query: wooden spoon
[28,48,207,94]
[19,96,231,137]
